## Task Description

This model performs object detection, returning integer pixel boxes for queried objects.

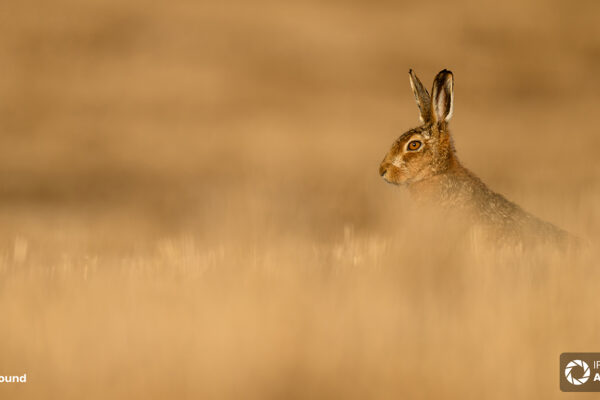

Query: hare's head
[379,69,456,185]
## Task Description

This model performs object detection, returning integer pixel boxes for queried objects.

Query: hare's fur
[379,69,569,245]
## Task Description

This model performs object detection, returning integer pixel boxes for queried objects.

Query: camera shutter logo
[564,360,590,385]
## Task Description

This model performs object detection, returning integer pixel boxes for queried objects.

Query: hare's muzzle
[379,163,389,177]
[379,164,387,176]
[379,161,405,185]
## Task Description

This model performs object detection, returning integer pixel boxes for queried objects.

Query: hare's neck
[407,158,488,208]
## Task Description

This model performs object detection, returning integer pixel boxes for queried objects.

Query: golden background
[0,0,599,398]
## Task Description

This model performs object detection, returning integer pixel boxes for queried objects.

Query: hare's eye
[407,140,422,151]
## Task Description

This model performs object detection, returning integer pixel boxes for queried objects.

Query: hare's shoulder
[461,176,572,246]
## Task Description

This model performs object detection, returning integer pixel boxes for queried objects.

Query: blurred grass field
[0,0,599,398]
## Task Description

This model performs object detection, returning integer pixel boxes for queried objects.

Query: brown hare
[379,69,570,246]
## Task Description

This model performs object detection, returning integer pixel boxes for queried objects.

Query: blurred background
[0,0,599,398]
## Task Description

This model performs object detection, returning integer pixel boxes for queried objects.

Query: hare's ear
[409,69,432,123]
[431,69,454,124]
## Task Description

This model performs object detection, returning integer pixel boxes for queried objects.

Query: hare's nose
[379,164,388,177]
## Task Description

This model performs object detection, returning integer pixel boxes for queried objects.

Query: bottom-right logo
[560,353,600,392]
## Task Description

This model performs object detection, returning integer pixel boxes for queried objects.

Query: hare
[379,69,570,246]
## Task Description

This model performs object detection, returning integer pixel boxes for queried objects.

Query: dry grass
[0,0,599,398]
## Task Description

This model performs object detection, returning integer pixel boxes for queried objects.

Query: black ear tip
[409,68,414,74]
[435,69,454,85]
